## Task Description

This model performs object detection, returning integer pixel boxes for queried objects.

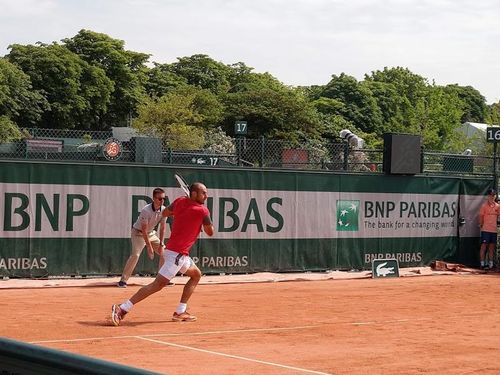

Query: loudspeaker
[383,133,421,174]
[131,137,162,164]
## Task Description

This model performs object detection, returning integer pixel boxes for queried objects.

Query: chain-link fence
[0,127,495,176]
[422,152,493,176]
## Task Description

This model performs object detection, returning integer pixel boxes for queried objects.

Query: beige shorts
[130,228,162,256]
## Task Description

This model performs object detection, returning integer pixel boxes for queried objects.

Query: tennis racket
[174,173,190,197]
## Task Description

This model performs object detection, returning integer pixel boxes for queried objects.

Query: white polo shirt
[132,203,166,233]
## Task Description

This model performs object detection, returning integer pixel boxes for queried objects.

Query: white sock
[120,300,134,312]
[480,261,485,267]
[489,261,494,268]
[176,303,187,314]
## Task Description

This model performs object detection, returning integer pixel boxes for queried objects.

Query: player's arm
[479,204,487,228]
[158,218,166,253]
[162,203,174,218]
[202,215,214,237]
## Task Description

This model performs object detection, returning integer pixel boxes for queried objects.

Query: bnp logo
[336,200,360,231]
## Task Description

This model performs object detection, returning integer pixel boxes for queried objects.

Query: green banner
[0,161,491,277]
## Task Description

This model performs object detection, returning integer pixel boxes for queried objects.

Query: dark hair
[153,187,165,197]
[487,188,496,195]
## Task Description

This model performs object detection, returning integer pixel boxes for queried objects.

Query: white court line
[30,325,321,344]
[30,313,487,345]
[135,336,332,375]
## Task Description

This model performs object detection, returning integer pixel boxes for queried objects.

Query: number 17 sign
[234,121,248,135]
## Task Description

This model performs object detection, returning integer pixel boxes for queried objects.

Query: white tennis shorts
[158,249,194,280]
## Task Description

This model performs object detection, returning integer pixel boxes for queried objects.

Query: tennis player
[111,182,214,325]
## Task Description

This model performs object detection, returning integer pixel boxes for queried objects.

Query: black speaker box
[131,137,162,164]
[383,133,421,174]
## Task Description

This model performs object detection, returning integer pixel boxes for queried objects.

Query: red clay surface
[2,272,500,374]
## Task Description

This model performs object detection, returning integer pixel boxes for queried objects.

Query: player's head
[487,188,496,200]
[190,182,208,204]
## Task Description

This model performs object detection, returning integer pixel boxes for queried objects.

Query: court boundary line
[135,336,332,375]
[30,324,321,344]
[30,312,490,345]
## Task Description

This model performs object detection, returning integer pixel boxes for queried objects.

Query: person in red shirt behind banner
[478,188,500,270]
[111,182,214,326]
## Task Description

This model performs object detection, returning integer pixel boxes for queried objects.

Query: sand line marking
[30,312,490,345]
[30,324,321,344]
[135,336,333,375]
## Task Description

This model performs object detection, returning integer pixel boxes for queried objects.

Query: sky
[1,0,499,104]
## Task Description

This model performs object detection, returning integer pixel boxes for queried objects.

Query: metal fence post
[494,143,498,190]
[420,146,424,173]
[167,147,172,164]
[260,136,265,167]
[237,137,242,166]
[343,142,349,171]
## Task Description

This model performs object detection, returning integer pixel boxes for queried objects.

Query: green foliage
[63,29,149,127]
[364,67,429,135]
[223,84,322,142]
[0,30,494,153]
[0,58,47,127]
[487,102,500,125]
[318,73,383,134]
[6,42,113,129]
[0,116,23,142]
[444,84,488,123]
[416,86,464,150]
[170,54,232,95]
[145,63,187,98]
[132,86,223,149]
[167,123,205,150]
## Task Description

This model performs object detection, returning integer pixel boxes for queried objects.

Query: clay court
[2,270,500,374]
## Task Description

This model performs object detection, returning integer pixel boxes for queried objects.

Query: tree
[415,85,464,150]
[132,86,223,149]
[6,43,113,129]
[0,116,23,143]
[222,85,322,142]
[144,63,187,98]
[487,101,500,125]
[319,73,383,134]
[226,63,285,93]
[63,29,150,127]
[444,84,488,123]
[363,67,466,149]
[170,54,232,95]
[0,58,47,128]
[364,67,429,134]
[362,80,407,134]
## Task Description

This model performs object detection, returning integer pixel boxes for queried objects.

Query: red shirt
[166,197,210,255]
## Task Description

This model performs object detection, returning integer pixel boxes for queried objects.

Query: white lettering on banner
[364,252,423,264]
[0,257,48,270]
[0,184,482,239]
[191,256,249,268]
